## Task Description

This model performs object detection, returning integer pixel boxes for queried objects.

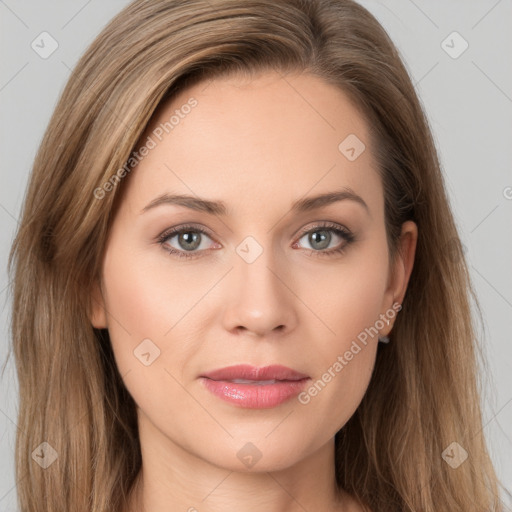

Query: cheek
[298,240,389,344]
[100,246,205,425]
[102,259,166,338]
[293,242,388,430]
[99,240,223,391]
[99,243,187,376]
[101,240,207,340]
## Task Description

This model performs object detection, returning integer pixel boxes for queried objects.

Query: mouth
[199,364,310,409]
[228,379,280,385]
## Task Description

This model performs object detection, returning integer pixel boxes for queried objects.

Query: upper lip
[200,364,309,381]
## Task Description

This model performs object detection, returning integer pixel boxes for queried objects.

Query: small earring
[378,335,390,343]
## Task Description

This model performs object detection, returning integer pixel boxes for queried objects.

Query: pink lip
[199,364,310,409]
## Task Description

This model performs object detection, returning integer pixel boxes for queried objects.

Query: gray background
[1,0,511,509]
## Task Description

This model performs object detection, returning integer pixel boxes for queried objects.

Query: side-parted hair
[7,0,504,510]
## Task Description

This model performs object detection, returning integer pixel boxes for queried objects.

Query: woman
[8,0,505,510]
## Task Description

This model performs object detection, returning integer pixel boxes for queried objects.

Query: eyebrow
[140,187,369,216]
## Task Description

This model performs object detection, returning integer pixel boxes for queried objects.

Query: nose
[221,245,298,338]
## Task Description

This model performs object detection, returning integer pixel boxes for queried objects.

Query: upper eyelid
[296,222,350,236]
[157,223,213,239]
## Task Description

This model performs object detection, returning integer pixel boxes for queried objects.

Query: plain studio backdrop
[0,0,511,509]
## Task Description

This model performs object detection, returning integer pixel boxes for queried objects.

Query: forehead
[120,70,382,220]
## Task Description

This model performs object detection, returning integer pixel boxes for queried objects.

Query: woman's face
[91,70,416,472]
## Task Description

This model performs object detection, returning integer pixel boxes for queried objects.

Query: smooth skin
[91,70,417,512]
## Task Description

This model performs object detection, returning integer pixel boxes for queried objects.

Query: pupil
[179,231,200,250]
[310,230,330,250]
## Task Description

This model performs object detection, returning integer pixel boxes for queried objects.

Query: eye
[157,221,355,260]
[292,222,355,257]
[157,224,219,259]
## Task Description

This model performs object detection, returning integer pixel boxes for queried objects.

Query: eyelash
[156,222,355,260]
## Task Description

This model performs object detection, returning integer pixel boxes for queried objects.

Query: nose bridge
[221,234,297,336]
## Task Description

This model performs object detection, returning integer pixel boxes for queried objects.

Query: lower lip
[200,377,310,409]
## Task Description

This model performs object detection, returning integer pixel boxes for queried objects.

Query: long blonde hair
[7,0,504,510]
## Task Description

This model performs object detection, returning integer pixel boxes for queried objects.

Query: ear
[380,220,418,336]
[90,278,108,329]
